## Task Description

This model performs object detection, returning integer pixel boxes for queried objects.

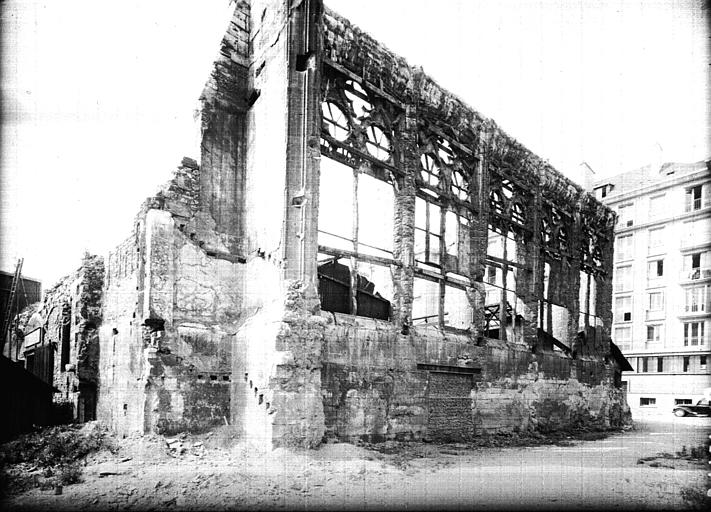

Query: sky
[1,0,709,287]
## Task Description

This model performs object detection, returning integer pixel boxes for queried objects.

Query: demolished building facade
[93,0,631,446]
[7,254,104,424]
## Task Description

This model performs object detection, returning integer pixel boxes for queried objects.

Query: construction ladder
[1,258,24,351]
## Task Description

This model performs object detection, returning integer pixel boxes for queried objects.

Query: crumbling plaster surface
[99,158,243,437]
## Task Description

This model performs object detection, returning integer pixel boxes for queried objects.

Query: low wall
[321,313,630,442]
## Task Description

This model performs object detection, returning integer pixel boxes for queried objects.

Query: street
[5,417,710,511]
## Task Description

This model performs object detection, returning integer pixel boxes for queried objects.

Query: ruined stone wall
[322,316,628,442]
[98,157,243,437]
[12,254,105,423]
[92,0,627,446]
[198,1,251,254]
[99,234,143,436]
[314,5,628,442]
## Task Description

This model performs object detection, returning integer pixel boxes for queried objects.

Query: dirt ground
[2,418,709,511]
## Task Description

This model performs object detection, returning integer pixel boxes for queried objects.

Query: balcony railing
[681,303,710,316]
[680,268,711,281]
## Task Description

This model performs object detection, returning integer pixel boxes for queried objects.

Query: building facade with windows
[594,159,711,416]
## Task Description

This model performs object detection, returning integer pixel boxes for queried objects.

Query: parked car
[673,399,711,417]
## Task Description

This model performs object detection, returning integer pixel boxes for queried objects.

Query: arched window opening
[322,102,349,141]
[451,169,469,201]
[490,189,504,215]
[365,125,391,161]
[344,80,371,118]
[420,153,440,189]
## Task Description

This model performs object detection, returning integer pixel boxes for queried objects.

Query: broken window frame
[579,268,601,338]
[488,169,534,244]
[540,204,574,260]
[412,196,474,331]
[317,255,392,320]
[318,69,403,321]
[320,72,398,172]
[484,224,526,342]
[316,157,397,320]
[410,131,477,332]
[483,166,538,343]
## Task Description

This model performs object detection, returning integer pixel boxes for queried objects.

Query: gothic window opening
[451,169,469,202]
[412,170,474,331]
[365,125,391,161]
[344,80,371,118]
[317,154,395,320]
[419,154,440,193]
[483,228,524,342]
[578,269,600,346]
[321,72,397,169]
[417,135,474,207]
[415,196,442,267]
[490,189,504,216]
[488,172,532,242]
[322,102,349,141]
[511,203,525,226]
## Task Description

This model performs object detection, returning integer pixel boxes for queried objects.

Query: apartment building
[594,159,711,416]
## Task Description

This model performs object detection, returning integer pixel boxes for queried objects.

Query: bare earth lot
[3,417,709,511]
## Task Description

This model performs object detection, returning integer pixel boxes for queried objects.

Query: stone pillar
[514,163,543,350]
[392,101,418,327]
[470,142,490,338]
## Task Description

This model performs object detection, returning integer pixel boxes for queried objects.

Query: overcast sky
[1,0,709,287]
